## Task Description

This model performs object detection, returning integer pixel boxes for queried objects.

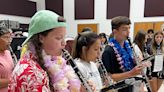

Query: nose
[61,39,66,46]
[127,28,130,34]
[97,49,101,57]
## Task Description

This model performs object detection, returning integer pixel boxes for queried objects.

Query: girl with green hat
[8,10,81,92]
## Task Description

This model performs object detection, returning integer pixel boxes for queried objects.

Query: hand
[141,61,152,68]
[88,80,96,92]
[80,80,96,92]
[129,65,143,76]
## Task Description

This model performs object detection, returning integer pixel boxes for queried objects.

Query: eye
[55,36,62,40]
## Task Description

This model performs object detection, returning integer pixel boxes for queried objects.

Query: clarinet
[127,37,152,92]
[9,46,18,66]
[101,77,145,92]
[97,59,114,85]
[98,58,147,91]
[97,59,117,92]
[143,44,152,79]
[62,49,93,92]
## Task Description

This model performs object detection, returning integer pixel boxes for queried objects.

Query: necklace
[109,38,135,71]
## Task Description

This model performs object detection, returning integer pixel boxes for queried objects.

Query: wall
[64,0,111,38]
[0,0,45,24]
[1,0,164,38]
[64,0,164,39]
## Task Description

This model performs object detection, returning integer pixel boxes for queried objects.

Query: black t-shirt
[102,45,133,92]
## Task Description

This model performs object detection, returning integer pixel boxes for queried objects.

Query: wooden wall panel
[75,0,94,19]
[107,0,130,19]
[46,0,63,16]
[154,22,164,31]
[0,0,36,17]
[134,22,154,37]
[134,22,164,38]
[77,24,98,33]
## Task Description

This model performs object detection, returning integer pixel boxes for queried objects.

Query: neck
[114,37,124,47]
[80,56,90,63]
[0,50,5,54]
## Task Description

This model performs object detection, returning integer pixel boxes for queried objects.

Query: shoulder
[9,59,50,92]
[75,58,86,68]
[104,44,114,52]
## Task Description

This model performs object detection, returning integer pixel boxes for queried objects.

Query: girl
[0,27,14,92]
[8,10,81,92]
[98,33,108,54]
[149,31,164,92]
[133,30,150,92]
[72,31,103,92]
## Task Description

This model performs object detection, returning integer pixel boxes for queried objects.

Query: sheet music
[153,54,163,72]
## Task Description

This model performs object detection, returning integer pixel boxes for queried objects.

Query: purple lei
[109,38,135,72]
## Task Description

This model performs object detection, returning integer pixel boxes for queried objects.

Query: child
[149,31,164,92]
[72,31,103,92]
[8,10,81,92]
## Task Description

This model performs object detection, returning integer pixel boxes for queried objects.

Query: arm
[0,79,9,88]
[111,65,143,81]
[0,65,10,88]
[102,45,143,81]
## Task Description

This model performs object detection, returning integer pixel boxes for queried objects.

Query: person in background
[102,16,145,92]
[81,27,92,33]
[98,33,108,60]
[133,30,151,92]
[8,10,81,92]
[133,30,147,60]
[72,31,103,92]
[65,37,74,54]
[0,27,14,92]
[99,33,108,45]
[146,29,154,54]
[148,31,164,92]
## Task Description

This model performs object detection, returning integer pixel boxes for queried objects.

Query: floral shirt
[8,52,51,92]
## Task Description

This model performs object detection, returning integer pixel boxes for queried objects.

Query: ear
[112,29,117,34]
[82,46,87,55]
[39,35,44,43]
[81,46,87,60]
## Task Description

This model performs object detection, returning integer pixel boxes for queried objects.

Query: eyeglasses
[0,34,13,41]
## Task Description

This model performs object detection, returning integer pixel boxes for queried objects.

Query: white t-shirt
[74,58,103,92]
[133,43,143,61]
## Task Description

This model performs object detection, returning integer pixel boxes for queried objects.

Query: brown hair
[72,31,99,59]
[111,16,131,30]
[27,29,54,91]
[133,30,146,52]
[151,31,164,54]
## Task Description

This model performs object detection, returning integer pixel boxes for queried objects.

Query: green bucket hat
[22,10,67,46]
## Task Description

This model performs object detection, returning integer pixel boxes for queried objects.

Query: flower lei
[109,38,135,72]
[42,50,81,92]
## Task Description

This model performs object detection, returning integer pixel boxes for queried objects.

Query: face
[155,33,163,45]
[0,32,12,52]
[100,37,106,44]
[40,27,66,56]
[148,33,153,39]
[85,39,101,62]
[114,24,130,41]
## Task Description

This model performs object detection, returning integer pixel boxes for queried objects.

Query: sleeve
[8,63,50,92]
[0,64,6,78]
[101,45,118,74]
[133,44,143,60]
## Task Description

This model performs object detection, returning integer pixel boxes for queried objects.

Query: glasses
[0,34,13,41]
